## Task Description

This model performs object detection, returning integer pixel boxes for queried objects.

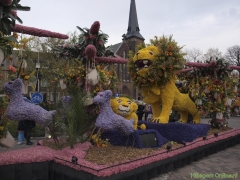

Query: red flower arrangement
[95,56,127,64]
[90,21,100,35]
[10,10,17,17]
[7,65,16,73]
[0,0,12,6]
[85,44,96,60]
[12,24,69,39]
[85,44,127,64]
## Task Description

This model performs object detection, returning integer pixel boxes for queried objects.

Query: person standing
[23,120,36,145]
[137,102,145,120]
[144,104,150,120]
[17,121,25,145]
[148,105,152,120]
[23,96,36,145]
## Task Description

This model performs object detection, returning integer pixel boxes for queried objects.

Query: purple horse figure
[94,90,134,136]
[2,78,56,126]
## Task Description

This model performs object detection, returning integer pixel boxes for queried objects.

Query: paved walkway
[153,117,240,180]
[153,143,240,180]
[1,117,240,180]
[0,137,43,152]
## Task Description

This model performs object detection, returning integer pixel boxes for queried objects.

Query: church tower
[125,0,144,43]
[113,0,144,99]
[123,0,144,54]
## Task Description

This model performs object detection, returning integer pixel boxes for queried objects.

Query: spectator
[143,104,150,120]
[23,120,36,145]
[148,105,152,120]
[136,102,145,120]
[23,96,36,145]
[17,121,25,145]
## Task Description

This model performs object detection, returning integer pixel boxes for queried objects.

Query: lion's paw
[152,118,161,123]
[191,120,200,124]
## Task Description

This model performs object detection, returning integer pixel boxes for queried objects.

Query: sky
[17,0,240,55]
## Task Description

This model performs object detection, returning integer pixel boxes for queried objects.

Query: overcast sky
[17,0,240,55]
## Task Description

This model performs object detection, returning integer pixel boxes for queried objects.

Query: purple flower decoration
[61,96,72,105]
[2,78,56,126]
[94,90,134,136]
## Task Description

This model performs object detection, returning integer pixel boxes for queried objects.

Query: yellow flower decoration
[128,36,200,124]
[110,97,140,130]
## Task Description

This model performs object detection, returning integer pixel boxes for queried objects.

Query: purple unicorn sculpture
[2,78,56,126]
[94,90,134,136]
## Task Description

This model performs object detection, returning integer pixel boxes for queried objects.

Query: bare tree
[203,48,222,61]
[224,45,240,65]
[184,48,203,62]
[65,30,79,44]
[25,35,65,53]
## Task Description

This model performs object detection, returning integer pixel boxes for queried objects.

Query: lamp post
[36,55,40,93]
[31,57,43,105]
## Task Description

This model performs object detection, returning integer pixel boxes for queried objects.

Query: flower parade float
[0,17,240,180]
[0,81,240,180]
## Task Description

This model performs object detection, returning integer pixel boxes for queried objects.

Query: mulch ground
[84,144,165,165]
[42,126,232,166]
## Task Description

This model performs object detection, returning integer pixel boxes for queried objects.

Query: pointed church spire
[125,0,144,40]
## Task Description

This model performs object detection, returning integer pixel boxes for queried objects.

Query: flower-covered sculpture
[128,38,201,124]
[178,59,240,129]
[12,24,69,39]
[94,90,134,135]
[110,97,138,130]
[2,78,56,126]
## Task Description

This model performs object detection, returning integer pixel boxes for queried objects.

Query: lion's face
[110,97,138,117]
[133,46,159,77]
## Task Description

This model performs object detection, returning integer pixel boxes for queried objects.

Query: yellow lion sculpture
[130,44,201,124]
[110,97,139,130]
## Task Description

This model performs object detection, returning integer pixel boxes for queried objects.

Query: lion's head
[133,46,159,78]
[128,35,186,88]
[110,97,138,118]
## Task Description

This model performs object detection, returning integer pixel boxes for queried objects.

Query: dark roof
[125,0,144,40]
[109,42,122,54]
